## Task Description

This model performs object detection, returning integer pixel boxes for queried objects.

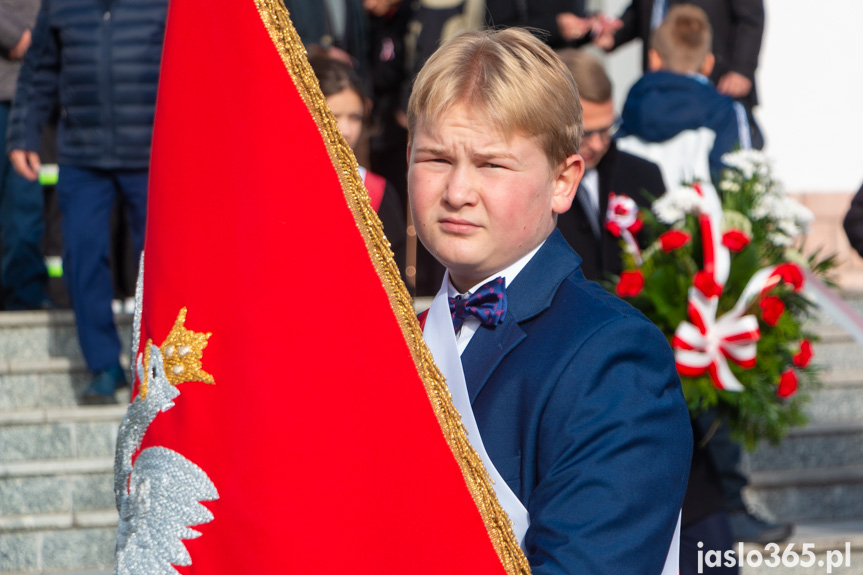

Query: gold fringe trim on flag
[252,1,531,573]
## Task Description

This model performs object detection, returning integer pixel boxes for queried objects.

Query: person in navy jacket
[7,0,168,403]
[407,28,691,573]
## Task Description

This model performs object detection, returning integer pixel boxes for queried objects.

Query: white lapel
[423,273,530,547]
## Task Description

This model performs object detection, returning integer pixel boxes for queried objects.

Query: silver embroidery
[114,343,218,574]
[131,252,145,383]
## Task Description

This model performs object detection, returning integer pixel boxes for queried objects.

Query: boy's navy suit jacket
[460,229,692,574]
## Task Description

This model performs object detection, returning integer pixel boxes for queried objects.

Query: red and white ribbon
[692,182,730,288]
[673,266,781,391]
[605,193,643,265]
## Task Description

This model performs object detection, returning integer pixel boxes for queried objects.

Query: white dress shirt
[446,242,544,355]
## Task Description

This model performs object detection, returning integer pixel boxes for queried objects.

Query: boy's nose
[442,165,479,207]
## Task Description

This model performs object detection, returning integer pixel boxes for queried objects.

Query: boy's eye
[483,162,504,169]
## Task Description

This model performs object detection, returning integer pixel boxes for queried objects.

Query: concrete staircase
[2,293,863,573]
[0,311,129,574]
[741,291,863,573]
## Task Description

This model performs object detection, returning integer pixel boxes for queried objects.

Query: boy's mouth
[439,218,480,234]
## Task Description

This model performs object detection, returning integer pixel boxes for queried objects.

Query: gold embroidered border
[252,1,530,572]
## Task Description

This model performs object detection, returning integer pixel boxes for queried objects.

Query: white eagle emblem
[114,255,219,575]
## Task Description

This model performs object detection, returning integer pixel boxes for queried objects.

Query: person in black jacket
[555,49,664,283]
[285,0,370,81]
[7,0,168,404]
[485,0,599,48]
[843,181,863,257]
[594,0,765,148]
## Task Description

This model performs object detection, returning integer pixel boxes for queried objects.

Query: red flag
[114,0,528,573]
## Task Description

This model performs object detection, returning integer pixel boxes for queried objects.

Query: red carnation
[693,271,723,298]
[659,230,691,252]
[777,369,798,399]
[616,270,645,298]
[793,339,813,368]
[771,263,805,291]
[760,296,785,326]
[722,229,751,252]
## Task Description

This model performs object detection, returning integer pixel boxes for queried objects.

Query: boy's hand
[717,71,752,98]
[9,150,41,181]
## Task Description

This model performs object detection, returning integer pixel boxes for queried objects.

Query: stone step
[0,357,133,412]
[807,370,863,423]
[739,519,863,574]
[0,458,115,520]
[0,407,125,464]
[0,523,115,574]
[810,324,863,374]
[747,422,863,473]
[745,465,863,523]
[0,310,133,364]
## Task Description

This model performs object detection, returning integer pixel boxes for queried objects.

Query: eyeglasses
[582,120,620,142]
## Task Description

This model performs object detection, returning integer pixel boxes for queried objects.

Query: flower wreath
[613,150,835,448]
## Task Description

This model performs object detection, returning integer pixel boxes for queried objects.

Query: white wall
[594,0,863,194]
[757,0,863,193]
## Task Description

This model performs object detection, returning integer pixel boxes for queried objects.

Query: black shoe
[80,365,129,405]
[729,509,794,544]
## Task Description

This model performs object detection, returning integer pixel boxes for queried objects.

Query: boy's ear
[552,153,584,215]
[700,52,715,77]
[648,49,663,72]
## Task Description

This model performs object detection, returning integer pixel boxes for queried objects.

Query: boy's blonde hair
[650,4,713,74]
[407,28,582,167]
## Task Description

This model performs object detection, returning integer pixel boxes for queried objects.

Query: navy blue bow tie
[448,277,508,332]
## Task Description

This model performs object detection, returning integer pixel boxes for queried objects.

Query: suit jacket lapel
[597,143,618,269]
[461,230,582,403]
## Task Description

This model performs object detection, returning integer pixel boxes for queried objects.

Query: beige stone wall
[794,192,863,290]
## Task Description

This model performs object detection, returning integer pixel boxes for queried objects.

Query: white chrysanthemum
[777,218,800,237]
[720,179,741,192]
[768,231,794,247]
[722,149,771,180]
[652,185,708,224]
[751,194,774,220]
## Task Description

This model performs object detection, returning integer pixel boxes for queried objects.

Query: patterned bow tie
[448,277,508,332]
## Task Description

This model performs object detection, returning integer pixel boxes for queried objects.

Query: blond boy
[408,28,691,573]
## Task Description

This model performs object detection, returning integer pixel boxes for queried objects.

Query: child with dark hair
[309,55,406,279]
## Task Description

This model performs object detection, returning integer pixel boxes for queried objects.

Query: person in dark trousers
[0,0,47,311]
[7,0,168,404]
[555,49,664,282]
